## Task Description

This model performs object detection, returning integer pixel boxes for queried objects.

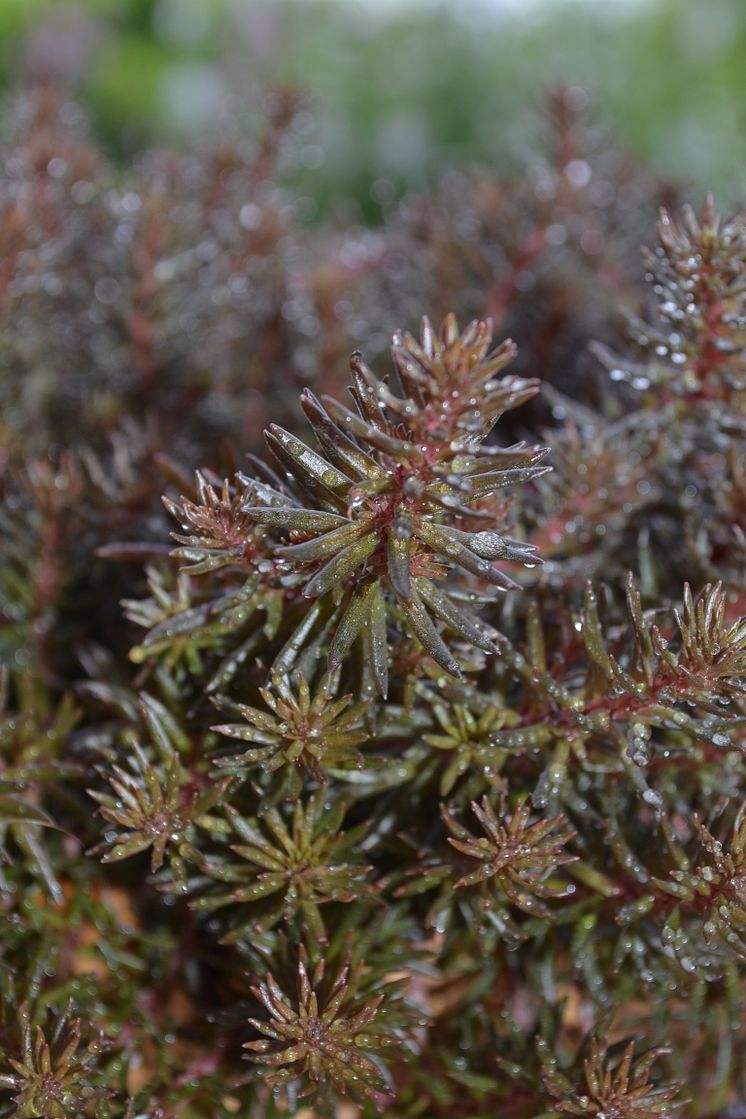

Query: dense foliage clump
[1,83,746,1118]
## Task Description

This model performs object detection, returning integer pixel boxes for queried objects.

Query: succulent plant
[3,78,746,1119]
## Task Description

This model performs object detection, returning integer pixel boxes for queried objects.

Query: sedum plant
[78,249,746,1112]
[244,956,399,1103]
[230,314,547,689]
[3,78,746,1119]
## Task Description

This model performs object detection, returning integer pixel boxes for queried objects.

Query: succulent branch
[191,791,375,942]
[88,699,229,887]
[211,671,370,799]
[543,1039,680,1118]
[244,957,399,1102]
[237,314,549,689]
[656,807,746,961]
[442,795,576,919]
[0,1004,110,1119]
[595,197,746,401]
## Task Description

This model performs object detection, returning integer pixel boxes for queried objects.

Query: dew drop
[642,788,662,809]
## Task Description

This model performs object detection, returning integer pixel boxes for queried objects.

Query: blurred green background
[0,0,744,214]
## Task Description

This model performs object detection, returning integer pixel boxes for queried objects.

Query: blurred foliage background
[0,0,743,218]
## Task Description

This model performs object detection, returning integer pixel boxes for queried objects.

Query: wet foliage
[1,80,746,1118]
